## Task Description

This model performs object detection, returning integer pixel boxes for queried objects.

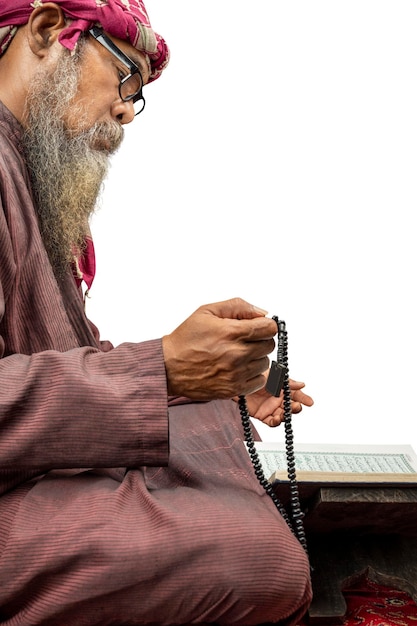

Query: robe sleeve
[0,339,170,472]
[0,189,169,475]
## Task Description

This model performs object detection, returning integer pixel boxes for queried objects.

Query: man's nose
[111,99,135,125]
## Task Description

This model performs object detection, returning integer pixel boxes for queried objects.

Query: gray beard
[21,39,124,277]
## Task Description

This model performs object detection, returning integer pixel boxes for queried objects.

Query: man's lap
[0,400,311,625]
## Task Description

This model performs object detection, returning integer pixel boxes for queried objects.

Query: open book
[252,442,417,486]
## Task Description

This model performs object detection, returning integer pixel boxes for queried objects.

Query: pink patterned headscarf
[0,0,169,82]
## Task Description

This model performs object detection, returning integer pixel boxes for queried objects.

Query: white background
[89,1,417,449]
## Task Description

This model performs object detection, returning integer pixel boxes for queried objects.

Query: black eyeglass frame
[89,26,146,116]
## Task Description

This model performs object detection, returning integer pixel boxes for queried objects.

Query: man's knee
[197,523,312,625]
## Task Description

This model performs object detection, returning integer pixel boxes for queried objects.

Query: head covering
[0,0,169,82]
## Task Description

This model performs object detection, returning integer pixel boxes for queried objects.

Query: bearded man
[0,2,313,625]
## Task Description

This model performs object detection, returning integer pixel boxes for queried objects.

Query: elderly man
[0,2,313,624]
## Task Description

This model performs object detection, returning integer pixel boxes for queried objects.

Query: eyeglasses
[89,26,146,116]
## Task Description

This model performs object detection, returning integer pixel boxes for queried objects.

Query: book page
[250,442,417,478]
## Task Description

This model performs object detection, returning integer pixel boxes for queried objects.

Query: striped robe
[0,101,311,626]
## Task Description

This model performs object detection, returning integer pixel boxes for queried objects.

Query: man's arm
[0,339,169,472]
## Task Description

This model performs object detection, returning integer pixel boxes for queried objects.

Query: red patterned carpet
[340,573,417,625]
[299,571,417,625]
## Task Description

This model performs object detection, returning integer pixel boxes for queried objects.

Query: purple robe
[0,101,311,625]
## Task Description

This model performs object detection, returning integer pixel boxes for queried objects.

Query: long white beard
[21,39,124,276]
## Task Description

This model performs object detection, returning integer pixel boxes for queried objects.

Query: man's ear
[27,2,67,58]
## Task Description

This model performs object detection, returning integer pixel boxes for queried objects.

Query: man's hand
[238,379,314,427]
[162,298,277,400]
